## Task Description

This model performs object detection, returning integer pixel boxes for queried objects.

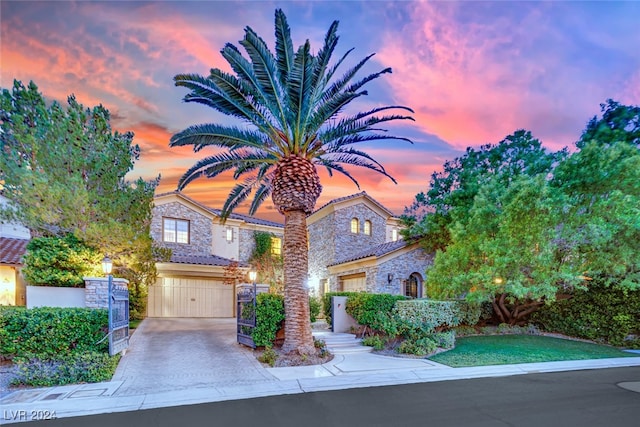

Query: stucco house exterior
[0,194,30,306]
[149,191,432,317]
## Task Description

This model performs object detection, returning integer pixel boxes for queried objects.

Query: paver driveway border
[111,318,278,396]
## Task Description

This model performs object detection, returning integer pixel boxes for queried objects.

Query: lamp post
[102,256,113,344]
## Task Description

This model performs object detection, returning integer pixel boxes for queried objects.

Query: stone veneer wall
[151,202,213,257]
[84,277,130,309]
[333,204,386,262]
[307,213,337,288]
[374,248,433,295]
[238,228,285,264]
[327,247,433,295]
[238,228,255,263]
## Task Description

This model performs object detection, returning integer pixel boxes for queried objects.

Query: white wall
[212,223,240,260]
[26,286,86,308]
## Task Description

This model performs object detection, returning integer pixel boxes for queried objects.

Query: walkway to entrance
[112,318,277,396]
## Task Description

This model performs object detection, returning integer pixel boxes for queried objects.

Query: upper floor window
[350,218,359,234]
[163,218,189,244]
[226,227,233,242]
[391,229,398,242]
[364,220,372,236]
[271,237,282,256]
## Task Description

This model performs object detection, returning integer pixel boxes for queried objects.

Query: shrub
[346,293,407,332]
[309,296,321,323]
[429,331,456,349]
[257,346,278,367]
[394,299,482,333]
[11,352,119,387]
[22,234,102,288]
[322,292,360,325]
[0,307,108,360]
[252,293,285,347]
[397,337,437,356]
[532,282,640,348]
[362,335,385,350]
[252,293,324,347]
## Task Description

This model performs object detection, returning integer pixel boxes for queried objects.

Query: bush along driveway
[0,307,118,392]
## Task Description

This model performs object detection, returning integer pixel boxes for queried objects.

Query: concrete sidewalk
[2,352,640,424]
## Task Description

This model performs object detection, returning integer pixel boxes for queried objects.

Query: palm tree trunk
[281,209,314,354]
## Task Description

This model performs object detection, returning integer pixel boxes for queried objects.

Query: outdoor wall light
[102,256,113,275]
[387,273,394,284]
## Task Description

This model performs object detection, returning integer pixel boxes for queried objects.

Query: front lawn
[429,335,640,367]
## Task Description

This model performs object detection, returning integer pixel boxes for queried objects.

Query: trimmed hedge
[345,293,407,335]
[12,352,120,387]
[532,283,640,348]
[393,299,482,333]
[0,307,108,360]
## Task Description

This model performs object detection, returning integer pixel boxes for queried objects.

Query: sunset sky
[2,1,639,222]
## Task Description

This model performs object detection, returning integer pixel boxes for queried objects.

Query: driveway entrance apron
[112,318,276,396]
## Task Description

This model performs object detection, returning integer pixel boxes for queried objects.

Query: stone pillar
[83,277,129,309]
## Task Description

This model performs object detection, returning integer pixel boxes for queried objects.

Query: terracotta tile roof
[311,191,396,217]
[330,239,410,266]
[0,237,29,265]
[168,254,248,268]
[155,191,283,228]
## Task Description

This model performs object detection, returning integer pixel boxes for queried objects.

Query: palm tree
[171,9,414,355]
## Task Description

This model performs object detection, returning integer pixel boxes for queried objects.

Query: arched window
[350,218,359,234]
[364,220,372,236]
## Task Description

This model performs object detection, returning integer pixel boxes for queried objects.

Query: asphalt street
[16,366,640,427]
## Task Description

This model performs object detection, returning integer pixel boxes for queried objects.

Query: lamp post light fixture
[102,256,113,275]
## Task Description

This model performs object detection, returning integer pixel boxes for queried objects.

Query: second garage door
[148,277,234,318]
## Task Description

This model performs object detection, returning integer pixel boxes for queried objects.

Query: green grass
[129,319,142,329]
[429,335,640,367]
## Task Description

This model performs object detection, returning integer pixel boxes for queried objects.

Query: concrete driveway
[112,318,277,396]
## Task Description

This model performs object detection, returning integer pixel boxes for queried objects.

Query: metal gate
[108,277,129,356]
[236,286,256,348]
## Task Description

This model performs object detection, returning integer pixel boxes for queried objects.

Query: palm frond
[240,27,288,127]
[314,157,361,188]
[169,123,277,154]
[175,74,270,132]
[249,175,274,215]
[288,41,315,150]
[220,181,255,221]
[274,9,294,89]
[320,152,397,184]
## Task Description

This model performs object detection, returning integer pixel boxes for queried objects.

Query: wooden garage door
[340,273,366,292]
[148,277,233,318]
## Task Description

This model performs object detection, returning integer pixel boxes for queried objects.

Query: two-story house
[307,192,432,298]
[149,192,284,318]
[0,194,31,306]
[149,191,432,318]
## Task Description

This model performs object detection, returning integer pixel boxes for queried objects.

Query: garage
[148,277,234,318]
[339,273,367,292]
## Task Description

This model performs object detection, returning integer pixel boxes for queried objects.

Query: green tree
[170,9,413,354]
[0,80,166,318]
[22,235,102,288]
[403,130,565,251]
